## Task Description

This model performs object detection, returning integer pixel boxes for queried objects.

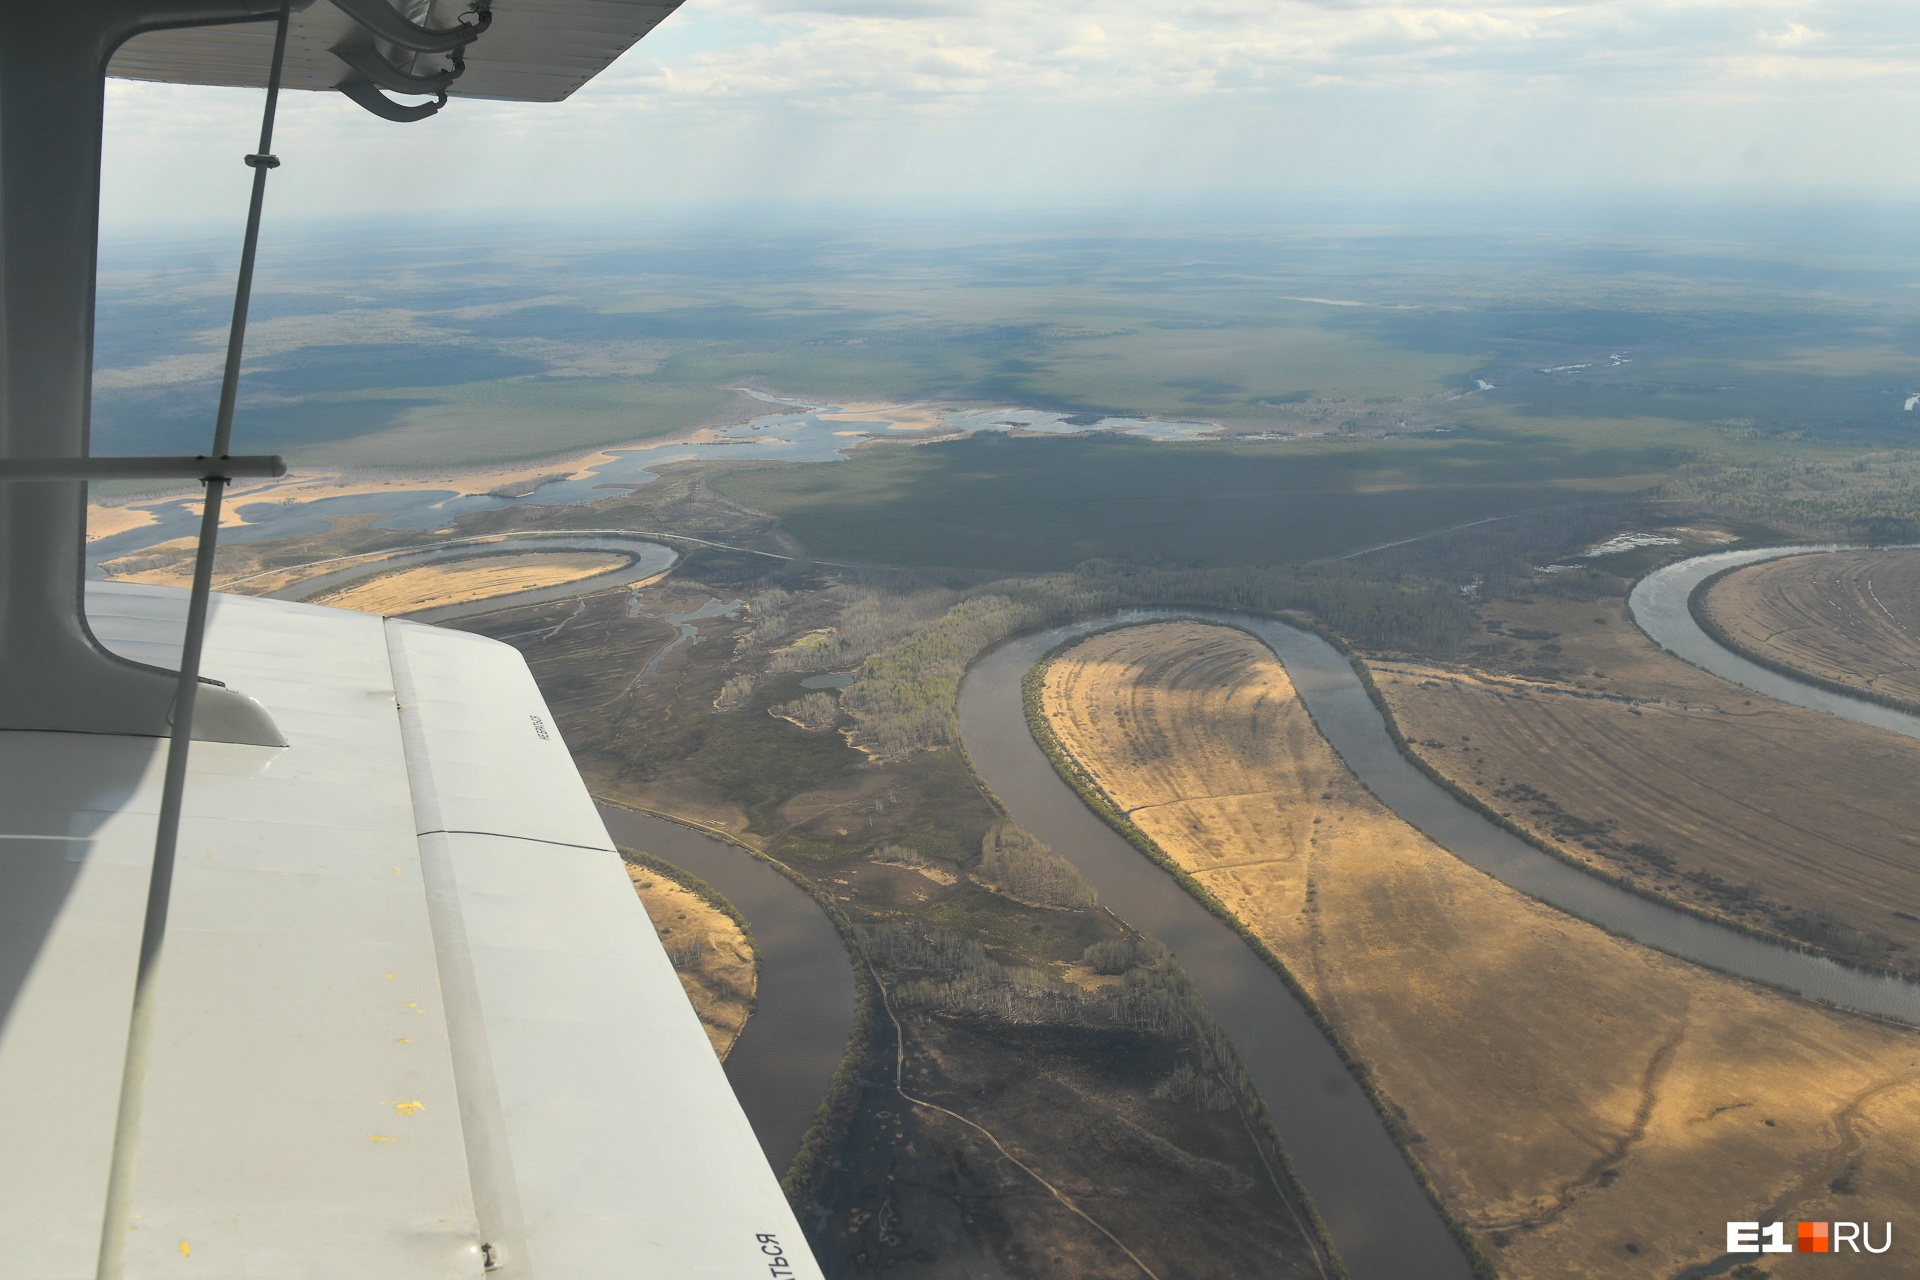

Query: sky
[100,0,1920,231]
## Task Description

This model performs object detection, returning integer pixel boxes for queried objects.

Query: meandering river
[265,533,680,623]
[962,620,1476,1280]
[958,594,1920,1278]
[458,548,1920,1277]
[1629,544,1920,743]
[594,805,858,1177]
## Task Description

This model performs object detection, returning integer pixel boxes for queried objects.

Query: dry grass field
[1701,549,1920,706]
[626,863,756,1059]
[1371,592,1920,970]
[308,551,628,615]
[1042,623,1920,1279]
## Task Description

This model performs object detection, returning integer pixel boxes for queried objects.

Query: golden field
[626,862,755,1059]
[1702,549,1920,707]
[1041,622,1920,1279]
[308,551,628,615]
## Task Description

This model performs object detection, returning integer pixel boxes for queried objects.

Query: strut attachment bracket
[327,0,490,54]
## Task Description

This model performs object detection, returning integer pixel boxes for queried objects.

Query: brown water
[596,805,858,1176]
[960,622,1475,1280]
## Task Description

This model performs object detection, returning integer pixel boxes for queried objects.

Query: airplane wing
[4,3,826,1274]
[110,0,684,104]
[0,583,821,1278]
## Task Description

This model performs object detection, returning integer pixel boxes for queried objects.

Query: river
[481,552,1920,1275]
[594,805,858,1177]
[961,620,1475,1280]
[958,595,1920,1279]
[1629,543,1920,743]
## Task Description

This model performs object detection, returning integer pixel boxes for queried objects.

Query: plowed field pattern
[1702,550,1920,707]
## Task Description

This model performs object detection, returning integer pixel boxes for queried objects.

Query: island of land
[306,550,631,615]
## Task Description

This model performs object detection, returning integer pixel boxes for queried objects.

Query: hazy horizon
[99,0,1920,230]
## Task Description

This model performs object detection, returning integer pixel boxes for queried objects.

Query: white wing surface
[0,583,820,1279]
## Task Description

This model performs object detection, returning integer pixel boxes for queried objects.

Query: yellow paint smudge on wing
[394,1100,424,1115]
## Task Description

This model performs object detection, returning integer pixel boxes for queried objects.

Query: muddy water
[595,805,858,1177]
[960,621,1475,1280]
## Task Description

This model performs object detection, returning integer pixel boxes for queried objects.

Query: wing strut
[95,8,294,1276]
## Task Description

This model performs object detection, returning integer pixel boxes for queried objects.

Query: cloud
[95,0,1920,223]
[573,0,1920,109]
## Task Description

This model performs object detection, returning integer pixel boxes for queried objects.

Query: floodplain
[446,575,1336,1279]
[1372,585,1920,971]
[88,207,1920,1278]
[1039,621,1920,1279]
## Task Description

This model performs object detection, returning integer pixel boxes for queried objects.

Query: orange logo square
[1798,1221,1829,1253]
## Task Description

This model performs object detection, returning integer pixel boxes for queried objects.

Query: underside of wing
[109,0,683,104]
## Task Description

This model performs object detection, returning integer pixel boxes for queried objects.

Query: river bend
[452,553,1920,1271]
[269,534,679,623]
[959,601,1920,1278]
[595,805,858,1177]
[1629,544,1920,743]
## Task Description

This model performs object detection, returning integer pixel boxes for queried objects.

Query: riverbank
[438,569,1337,1277]
[962,623,1476,1280]
[1032,620,1920,1280]
[1689,549,1920,718]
